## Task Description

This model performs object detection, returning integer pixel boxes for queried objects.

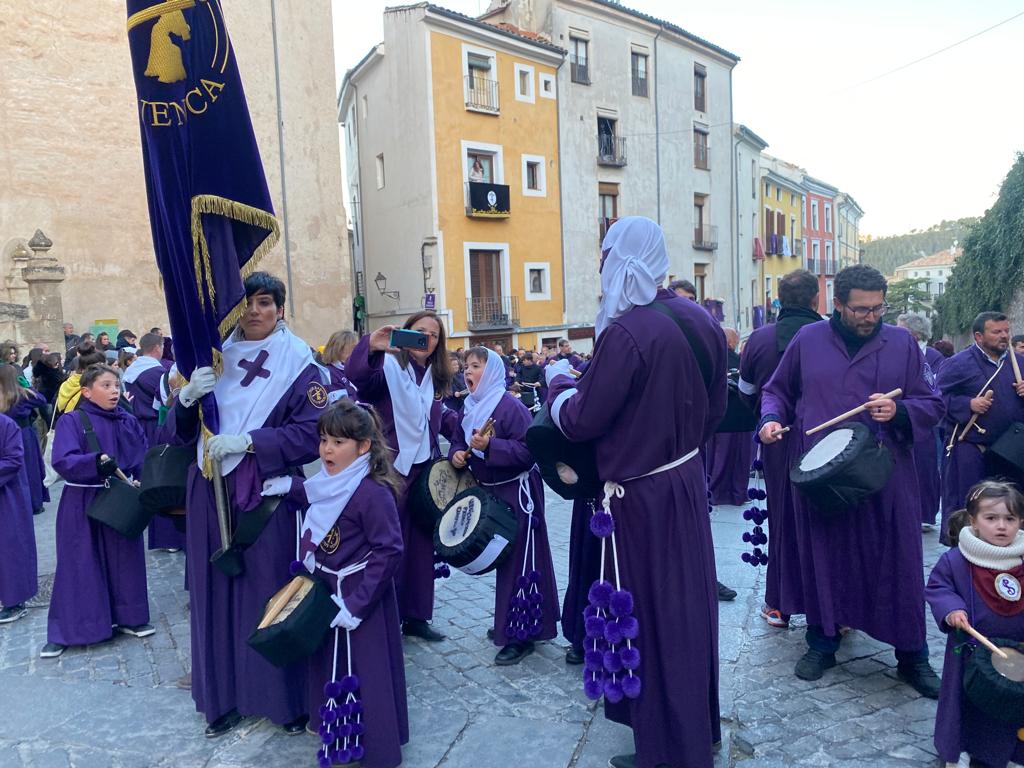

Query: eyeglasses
[843,302,890,320]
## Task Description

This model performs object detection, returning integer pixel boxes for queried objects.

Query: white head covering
[462,348,507,457]
[595,216,669,336]
[299,452,371,572]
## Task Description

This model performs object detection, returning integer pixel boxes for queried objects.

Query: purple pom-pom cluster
[504,568,545,642]
[582,578,641,703]
[317,674,364,767]
[432,552,451,580]
[589,509,615,538]
[740,449,770,567]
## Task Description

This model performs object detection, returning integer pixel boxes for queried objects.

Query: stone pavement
[0,481,1016,768]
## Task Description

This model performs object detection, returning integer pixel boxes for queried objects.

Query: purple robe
[912,345,944,525]
[326,361,358,401]
[166,362,323,725]
[346,336,443,623]
[447,394,560,646]
[704,432,752,506]
[760,321,945,650]
[561,496,601,650]
[548,288,728,768]
[304,478,408,768]
[6,391,49,513]
[0,413,37,607]
[925,549,1024,766]
[937,346,1024,544]
[48,400,149,645]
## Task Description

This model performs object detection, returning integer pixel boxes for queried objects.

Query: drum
[789,423,894,512]
[409,458,477,533]
[963,638,1024,726]
[986,421,1024,484]
[716,378,758,433]
[247,574,338,668]
[525,404,601,500]
[139,443,194,533]
[433,487,518,576]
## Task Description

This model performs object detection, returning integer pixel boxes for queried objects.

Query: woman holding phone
[346,311,454,641]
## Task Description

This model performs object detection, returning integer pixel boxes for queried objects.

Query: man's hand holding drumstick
[866,392,898,423]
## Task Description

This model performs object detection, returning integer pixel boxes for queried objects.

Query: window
[824,203,832,233]
[693,126,709,169]
[694,194,714,249]
[811,201,819,231]
[694,63,707,112]
[694,263,707,301]
[375,153,385,189]
[462,141,505,185]
[765,276,772,301]
[469,249,502,300]
[351,194,359,246]
[825,241,833,271]
[764,181,770,198]
[790,214,797,240]
[599,182,619,239]
[826,279,834,307]
[514,63,535,103]
[361,95,368,119]
[751,160,756,199]
[539,72,556,99]
[464,46,498,112]
[631,52,648,97]
[570,37,589,84]
[776,186,781,202]
[467,151,494,183]
[524,262,551,301]
[791,193,796,206]
[521,154,546,196]
[811,240,820,270]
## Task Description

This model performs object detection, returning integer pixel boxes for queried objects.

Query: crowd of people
[0,216,1021,768]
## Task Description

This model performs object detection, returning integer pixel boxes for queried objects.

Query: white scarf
[958,527,1024,570]
[197,322,314,475]
[462,349,506,459]
[595,216,668,337]
[122,354,164,385]
[383,354,434,476]
[299,453,370,573]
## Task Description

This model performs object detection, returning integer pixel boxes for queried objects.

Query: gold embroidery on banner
[127,0,196,34]
[143,9,191,83]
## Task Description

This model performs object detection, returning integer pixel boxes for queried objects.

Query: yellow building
[340,4,566,351]
[757,165,805,316]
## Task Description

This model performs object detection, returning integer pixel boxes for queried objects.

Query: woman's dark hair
[834,264,887,304]
[465,346,490,366]
[26,347,44,367]
[972,311,1008,337]
[0,364,28,413]
[931,339,954,358]
[117,349,137,369]
[779,269,820,309]
[318,399,401,499]
[393,311,453,395]
[75,342,106,372]
[244,271,287,308]
[80,364,120,388]
[947,479,1024,545]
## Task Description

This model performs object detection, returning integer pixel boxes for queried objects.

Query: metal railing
[570,55,590,84]
[597,134,627,166]
[693,224,718,250]
[466,296,520,331]
[465,75,499,112]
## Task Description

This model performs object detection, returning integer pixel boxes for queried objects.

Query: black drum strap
[76,410,104,455]
[643,301,713,393]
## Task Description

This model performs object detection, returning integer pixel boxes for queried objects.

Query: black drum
[963,637,1024,726]
[85,477,152,539]
[789,423,894,512]
[986,421,1024,485]
[525,404,601,500]
[247,574,337,668]
[716,376,757,433]
[410,458,477,533]
[433,487,518,575]
[140,443,194,533]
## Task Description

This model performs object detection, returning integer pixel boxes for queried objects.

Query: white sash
[383,354,433,476]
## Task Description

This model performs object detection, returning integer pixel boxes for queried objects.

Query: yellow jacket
[56,373,82,414]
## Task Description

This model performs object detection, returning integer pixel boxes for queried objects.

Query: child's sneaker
[760,604,789,628]
[117,624,156,638]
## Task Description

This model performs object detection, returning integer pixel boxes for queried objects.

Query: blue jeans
[805,625,928,664]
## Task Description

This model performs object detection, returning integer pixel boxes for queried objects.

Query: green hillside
[860,218,980,276]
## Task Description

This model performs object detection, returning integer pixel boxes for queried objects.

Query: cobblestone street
[0,480,1011,768]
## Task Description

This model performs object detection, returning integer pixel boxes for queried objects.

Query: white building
[893,247,962,299]
[482,0,739,339]
[733,125,768,336]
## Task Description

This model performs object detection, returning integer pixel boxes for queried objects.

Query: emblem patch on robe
[307,382,329,409]
[319,526,341,554]
[995,572,1021,601]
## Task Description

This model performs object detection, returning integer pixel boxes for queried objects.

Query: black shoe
[402,619,445,642]
[486,628,494,641]
[40,642,66,659]
[565,646,584,665]
[495,641,534,666]
[0,604,27,624]
[896,660,941,699]
[117,623,156,638]
[794,648,836,681]
[717,580,737,601]
[609,755,636,768]
[33,506,44,516]
[282,714,308,735]
[204,709,242,738]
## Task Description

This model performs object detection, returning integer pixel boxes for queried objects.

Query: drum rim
[792,421,874,483]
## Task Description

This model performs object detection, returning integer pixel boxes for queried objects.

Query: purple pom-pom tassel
[609,589,634,617]
[604,619,624,645]
[350,745,365,761]
[323,708,338,724]
[584,650,604,671]
[588,580,613,608]
[289,559,304,576]
[337,748,352,764]
[324,681,342,699]
[341,674,360,692]
[603,649,623,673]
[752,459,764,471]
[321,731,334,745]
[585,615,605,639]
[319,757,331,768]
[583,677,604,701]
[621,673,642,699]
[589,511,615,538]
[604,677,624,703]
[618,615,639,640]
[620,645,641,670]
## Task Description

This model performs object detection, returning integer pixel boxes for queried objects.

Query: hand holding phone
[390,328,429,350]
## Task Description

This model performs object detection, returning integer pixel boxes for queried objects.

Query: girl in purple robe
[287,401,408,768]
[346,312,453,642]
[926,480,1024,768]
[42,364,151,658]
[0,365,50,515]
[321,330,359,403]
[449,347,559,665]
[0,412,37,624]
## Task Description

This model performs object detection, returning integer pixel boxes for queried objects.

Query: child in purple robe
[285,400,408,768]
[0,412,37,624]
[449,347,560,665]
[321,330,359,403]
[925,480,1024,768]
[0,365,50,515]
[42,364,151,658]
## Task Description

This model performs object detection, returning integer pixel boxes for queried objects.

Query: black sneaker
[402,619,445,642]
[794,648,836,681]
[486,628,495,641]
[117,624,156,638]
[495,641,534,666]
[896,660,941,699]
[717,581,737,601]
[565,646,584,665]
[204,709,242,738]
[0,604,27,624]
[608,755,636,768]
[282,714,308,735]
[40,642,66,659]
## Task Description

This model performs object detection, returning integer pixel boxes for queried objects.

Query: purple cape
[0,413,37,607]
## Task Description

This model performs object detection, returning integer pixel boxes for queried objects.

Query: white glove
[178,367,217,407]
[545,358,573,386]
[206,433,252,460]
[330,594,362,631]
[261,476,292,497]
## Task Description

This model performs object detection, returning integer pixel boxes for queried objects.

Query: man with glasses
[936,311,1024,544]
[758,265,944,697]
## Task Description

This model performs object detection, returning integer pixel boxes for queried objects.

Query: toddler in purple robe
[925,480,1024,768]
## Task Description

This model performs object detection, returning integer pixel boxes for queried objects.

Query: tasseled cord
[741,445,769,567]
[503,472,545,641]
[582,484,642,703]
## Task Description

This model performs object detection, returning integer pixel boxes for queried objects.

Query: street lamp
[373,272,399,301]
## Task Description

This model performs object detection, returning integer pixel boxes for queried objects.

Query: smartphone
[390,328,429,350]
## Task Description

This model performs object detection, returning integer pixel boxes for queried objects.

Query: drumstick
[570,368,583,378]
[1011,351,1022,385]
[769,426,790,439]
[257,576,305,630]
[964,622,1009,660]
[958,389,994,443]
[805,389,903,436]
[456,389,470,397]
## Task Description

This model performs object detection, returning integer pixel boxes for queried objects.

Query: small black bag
[77,411,152,539]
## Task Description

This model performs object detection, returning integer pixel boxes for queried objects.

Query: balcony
[467,296,520,331]
[597,134,627,167]
[465,182,510,218]
[465,75,499,113]
[693,224,718,251]
[806,258,818,273]
[570,55,590,85]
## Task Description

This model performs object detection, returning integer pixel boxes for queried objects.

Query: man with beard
[759,265,944,697]
[936,311,1024,544]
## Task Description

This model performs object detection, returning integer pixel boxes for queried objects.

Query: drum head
[799,429,855,472]
[963,638,1024,725]
[438,493,482,548]
[428,460,477,512]
[434,487,518,575]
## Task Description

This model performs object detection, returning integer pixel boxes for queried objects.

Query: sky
[330,0,1024,237]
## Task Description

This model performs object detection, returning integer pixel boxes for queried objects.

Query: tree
[884,279,933,324]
